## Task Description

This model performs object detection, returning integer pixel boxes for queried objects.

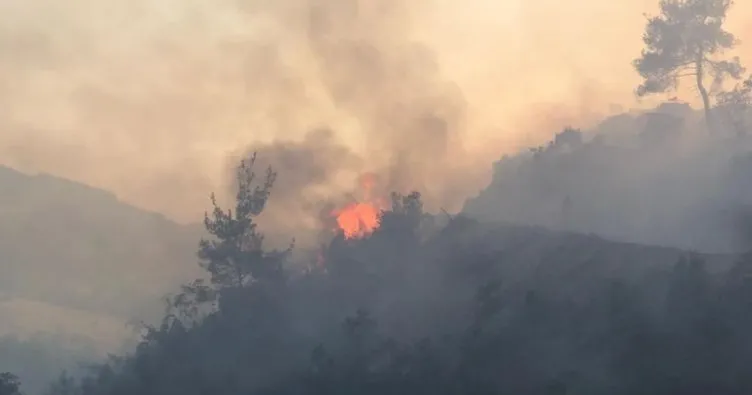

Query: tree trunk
[695,57,713,133]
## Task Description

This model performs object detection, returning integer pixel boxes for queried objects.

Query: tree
[380,191,429,240]
[198,152,289,289]
[44,372,79,395]
[166,153,292,322]
[633,0,745,132]
[0,372,21,395]
[553,127,583,149]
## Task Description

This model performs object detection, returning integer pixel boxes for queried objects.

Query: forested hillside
[463,102,752,253]
[29,157,752,395]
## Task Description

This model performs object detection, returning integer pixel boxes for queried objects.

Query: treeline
[0,156,743,395]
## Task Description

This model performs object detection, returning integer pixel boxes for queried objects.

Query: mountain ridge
[0,164,203,323]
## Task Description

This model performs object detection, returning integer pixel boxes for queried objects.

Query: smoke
[227,0,485,243]
[1,0,752,227]
[230,128,360,245]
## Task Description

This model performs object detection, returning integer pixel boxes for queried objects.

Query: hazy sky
[0,0,750,223]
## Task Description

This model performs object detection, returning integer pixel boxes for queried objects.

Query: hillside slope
[0,165,202,321]
[463,103,752,253]
[432,219,736,301]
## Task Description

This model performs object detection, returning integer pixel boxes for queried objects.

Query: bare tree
[633,0,745,132]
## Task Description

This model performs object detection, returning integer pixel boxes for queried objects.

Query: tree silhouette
[198,152,288,289]
[0,373,21,395]
[633,0,745,132]
[163,153,291,325]
[44,372,80,395]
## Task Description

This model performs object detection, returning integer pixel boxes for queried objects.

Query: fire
[332,202,381,239]
[331,173,386,239]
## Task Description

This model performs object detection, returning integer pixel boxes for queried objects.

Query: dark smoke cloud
[305,2,477,206]
[224,0,486,244]
[1,0,752,225]
[234,128,361,245]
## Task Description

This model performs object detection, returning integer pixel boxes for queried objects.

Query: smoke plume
[1,0,752,231]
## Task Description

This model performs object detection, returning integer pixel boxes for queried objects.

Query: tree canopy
[633,0,745,131]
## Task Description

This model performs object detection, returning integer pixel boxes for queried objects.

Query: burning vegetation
[330,173,388,239]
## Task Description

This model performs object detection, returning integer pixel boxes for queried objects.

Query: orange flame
[332,202,381,239]
[331,173,386,239]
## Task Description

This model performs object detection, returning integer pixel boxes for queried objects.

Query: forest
[14,158,752,395]
[4,0,752,394]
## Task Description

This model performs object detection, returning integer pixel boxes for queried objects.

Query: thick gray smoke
[11,0,752,224]
[226,0,484,244]
[233,128,359,245]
